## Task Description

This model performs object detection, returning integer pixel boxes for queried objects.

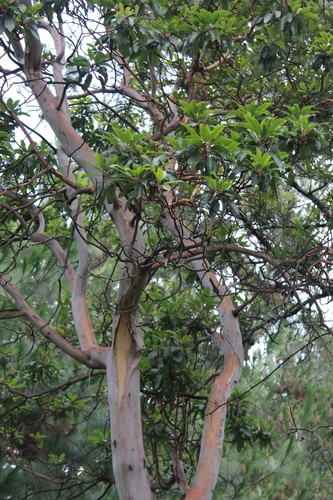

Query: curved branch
[0,275,107,368]
[292,180,332,221]
[152,241,326,271]
[114,51,165,125]
[15,5,99,176]
[163,191,243,498]
[57,148,97,351]
[0,98,95,193]
[11,9,143,255]
[36,22,98,351]
[0,372,104,401]
[2,190,76,290]
[2,186,99,353]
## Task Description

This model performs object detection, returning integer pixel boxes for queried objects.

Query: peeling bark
[107,259,152,498]
[9,9,152,497]
[107,316,152,499]
[4,5,243,498]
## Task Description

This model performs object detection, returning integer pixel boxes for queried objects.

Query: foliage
[220,329,333,499]
[0,0,333,498]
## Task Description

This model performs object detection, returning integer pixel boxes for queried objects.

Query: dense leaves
[1,0,333,498]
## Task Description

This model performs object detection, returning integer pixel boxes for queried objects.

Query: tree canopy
[0,0,332,498]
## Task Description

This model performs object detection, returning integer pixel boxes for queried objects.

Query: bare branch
[171,446,189,495]
[0,98,95,194]
[24,20,99,350]
[163,191,243,498]
[20,19,99,175]
[0,372,104,400]
[291,180,332,221]
[2,189,76,290]
[0,275,107,368]
[114,51,165,125]
[57,148,97,351]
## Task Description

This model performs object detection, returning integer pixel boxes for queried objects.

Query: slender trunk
[107,277,152,499]
[106,342,152,499]
[164,192,244,498]
[185,346,242,499]
[12,11,152,495]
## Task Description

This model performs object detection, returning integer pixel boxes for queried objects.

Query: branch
[152,240,327,272]
[29,19,98,352]
[72,91,140,132]
[0,275,107,368]
[233,332,333,403]
[2,445,107,487]
[0,99,95,194]
[163,191,243,498]
[147,115,183,141]
[38,19,67,110]
[171,446,189,495]
[0,310,24,319]
[114,51,165,125]
[292,180,332,221]
[57,148,97,351]
[0,372,104,401]
[11,10,144,255]
[2,189,76,290]
[203,50,231,72]
[18,14,100,176]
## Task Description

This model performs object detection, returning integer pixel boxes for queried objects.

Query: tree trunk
[11,10,152,495]
[107,268,152,499]
[107,338,152,499]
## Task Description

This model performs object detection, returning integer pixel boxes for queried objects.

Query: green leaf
[199,123,212,142]
[181,124,203,145]
[69,56,90,67]
[93,52,110,63]
[82,73,93,90]
[28,2,43,15]
[244,115,262,137]
[155,167,164,183]
[95,152,106,168]
[4,16,15,32]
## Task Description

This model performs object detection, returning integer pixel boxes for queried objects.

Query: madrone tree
[0,0,332,498]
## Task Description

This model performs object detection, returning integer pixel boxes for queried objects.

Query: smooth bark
[164,192,244,498]
[4,4,243,497]
[107,269,152,499]
[10,6,152,497]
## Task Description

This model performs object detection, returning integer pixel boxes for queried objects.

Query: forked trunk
[106,266,152,499]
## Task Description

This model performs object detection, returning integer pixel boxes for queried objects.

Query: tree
[0,0,332,498]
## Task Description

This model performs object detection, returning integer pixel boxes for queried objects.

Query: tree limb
[163,190,243,498]
[2,190,76,290]
[0,275,107,368]
[57,148,97,351]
